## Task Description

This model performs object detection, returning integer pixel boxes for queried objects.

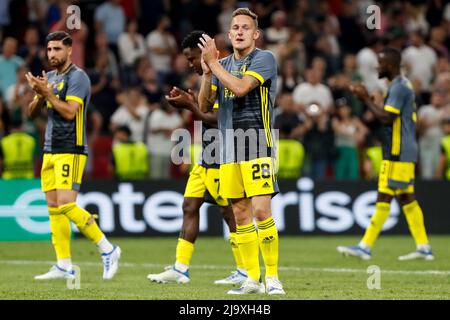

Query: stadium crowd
[0,0,450,181]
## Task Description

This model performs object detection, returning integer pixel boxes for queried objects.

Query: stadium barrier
[0,178,449,240]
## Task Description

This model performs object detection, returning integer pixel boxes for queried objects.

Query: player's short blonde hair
[231,8,258,28]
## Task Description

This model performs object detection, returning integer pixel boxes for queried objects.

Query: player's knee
[253,206,271,221]
[397,193,416,206]
[182,200,200,217]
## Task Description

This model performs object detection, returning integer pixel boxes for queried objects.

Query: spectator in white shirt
[146,101,183,179]
[402,30,437,93]
[118,18,146,68]
[110,87,149,143]
[146,15,177,87]
[417,90,447,179]
[356,36,385,94]
[293,67,334,112]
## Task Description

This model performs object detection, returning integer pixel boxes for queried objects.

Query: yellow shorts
[184,164,229,206]
[378,160,415,196]
[220,157,279,199]
[41,153,87,193]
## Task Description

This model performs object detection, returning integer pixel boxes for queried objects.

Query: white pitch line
[0,260,449,276]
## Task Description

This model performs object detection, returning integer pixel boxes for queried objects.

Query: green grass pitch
[1,236,450,300]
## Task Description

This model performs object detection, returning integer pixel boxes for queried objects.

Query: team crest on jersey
[57,81,65,91]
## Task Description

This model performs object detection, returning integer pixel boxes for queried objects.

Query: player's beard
[49,57,66,69]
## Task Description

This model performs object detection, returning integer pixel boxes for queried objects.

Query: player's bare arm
[350,83,396,125]
[29,71,80,121]
[166,87,218,127]
[199,34,260,97]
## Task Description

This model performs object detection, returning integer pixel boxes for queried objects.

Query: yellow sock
[361,202,391,247]
[229,232,245,271]
[236,223,260,282]
[59,202,104,244]
[403,201,429,246]
[257,217,279,279]
[175,238,195,266]
[49,207,71,260]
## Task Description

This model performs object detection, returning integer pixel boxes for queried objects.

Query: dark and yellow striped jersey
[212,48,277,164]
[382,75,418,162]
[43,64,90,155]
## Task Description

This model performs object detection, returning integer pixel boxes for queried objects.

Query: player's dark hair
[46,31,72,47]
[181,30,206,50]
[382,47,401,67]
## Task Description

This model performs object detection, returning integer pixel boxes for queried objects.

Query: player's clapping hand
[349,83,370,102]
[26,71,50,97]
[198,34,219,65]
[165,87,196,110]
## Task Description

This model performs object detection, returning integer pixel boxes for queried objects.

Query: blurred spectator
[5,65,28,111]
[0,37,24,96]
[405,1,429,35]
[112,125,149,180]
[110,86,149,143]
[27,0,48,27]
[417,90,447,179]
[428,26,449,59]
[118,18,146,83]
[402,30,437,95]
[278,59,302,94]
[95,0,125,58]
[0,117,35,179]
[292,68,333,112]
[274,93,311,140]
[146,100,183,179]
[302,102,335,179]
[17,26,47,76]
[88,52,120,134]
[92,32,120,81]
[139,63,163,108]
[356,35,384,94]
[265,10,290,61]
[146,15,177,87]
[331,98,368,180]
[342,53,362,82]
[165,54,190,92]
[328,72,363,116]
[277,27,306,74]
[436,118,450,180]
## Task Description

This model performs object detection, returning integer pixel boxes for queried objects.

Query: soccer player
[147,31,246,285]
[198,8,285,294]
[337,47,434,261]
[26,31,121,280]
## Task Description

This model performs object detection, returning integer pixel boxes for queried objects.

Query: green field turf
[1,236,450,300]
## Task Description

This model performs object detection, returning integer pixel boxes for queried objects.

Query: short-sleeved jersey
[381,75,418,162]
[212,48,277,164]
[43,64,91,155]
